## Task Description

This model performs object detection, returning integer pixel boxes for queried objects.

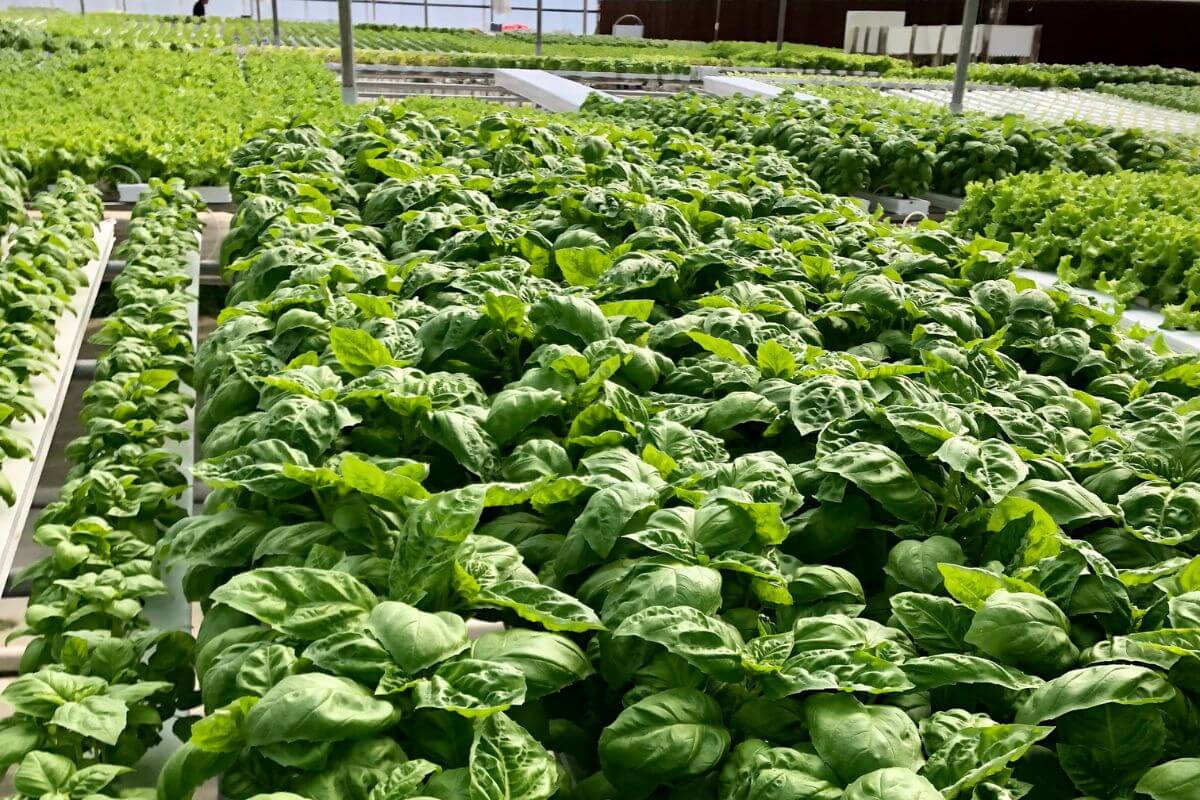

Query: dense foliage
[0,47,343,187]
[1096,82,1200,115]
[0,174,102,506]
[0,11,900,75]
[0,147,28,230]
[581,89,1178,198]
[908,62,1200,90]
[0,180,205,798]
[150,105,1200,800]
[953,170,1200,330]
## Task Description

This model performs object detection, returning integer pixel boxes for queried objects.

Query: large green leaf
[210,567,377,640]
[805,693,923,783]
[367,601,470,675]
[244,674,398,745]
[468,712,557,800]
[614,604,746,681]
[599,688,730,792]
[411,658,527,718]
[818,443,935,524]
[1015,665,1176,723]
[470,629,593,699]
[1136,758,1200,800]
[935,435,1028,504]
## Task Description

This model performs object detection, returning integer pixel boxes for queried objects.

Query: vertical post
[775,0,787,51]
[271,0,280,45]
[535,0,543,56]
[1028,24,1042,63]
[256,0,262,23]
[949,0,980,114]
[338,0,357,105]
[713,0,721,40]
[582,0,588,35]
[79,0,85,15]
[423,0,429,29]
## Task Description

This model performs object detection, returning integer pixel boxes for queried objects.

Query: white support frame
[0,219,116,592]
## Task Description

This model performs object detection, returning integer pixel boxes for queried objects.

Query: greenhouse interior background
[0,1,1199,799]
[3,0,601,32]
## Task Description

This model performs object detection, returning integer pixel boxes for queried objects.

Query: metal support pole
[582,0,588,35]
[256,0,262,23]
[713,0,721,41]
[535,0,543,56]
[271,0,281,45]
[948,0,980,114]
[423,0,429,29]
[79,0,85,15]
[338,0,357,105]
[775,0,787,51]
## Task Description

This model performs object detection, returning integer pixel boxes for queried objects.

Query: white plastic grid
[888,87,1200,134]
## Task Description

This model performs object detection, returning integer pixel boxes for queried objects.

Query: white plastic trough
[702,75,829,105]
[118,184,232,205]
[494,69,621,112]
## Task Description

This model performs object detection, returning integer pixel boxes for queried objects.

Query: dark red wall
[1007,1,1199,68]
[597,0,1200,69]
[600,0,962,47]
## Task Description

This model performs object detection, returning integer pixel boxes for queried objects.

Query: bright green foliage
[0,10,903,75]
[0,174,101,507]
[909,61,1200,90]
[156,106,1200,799]
[1,180,204,795]
[0,147,26,230]
[952,169,1200,328]
[1097,82,1200,114]
[0,47,342,187]
[582,88,1178,198]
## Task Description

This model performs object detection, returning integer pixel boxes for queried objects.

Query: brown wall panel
[597,0,1200,69]
[1007,1,1200,68]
